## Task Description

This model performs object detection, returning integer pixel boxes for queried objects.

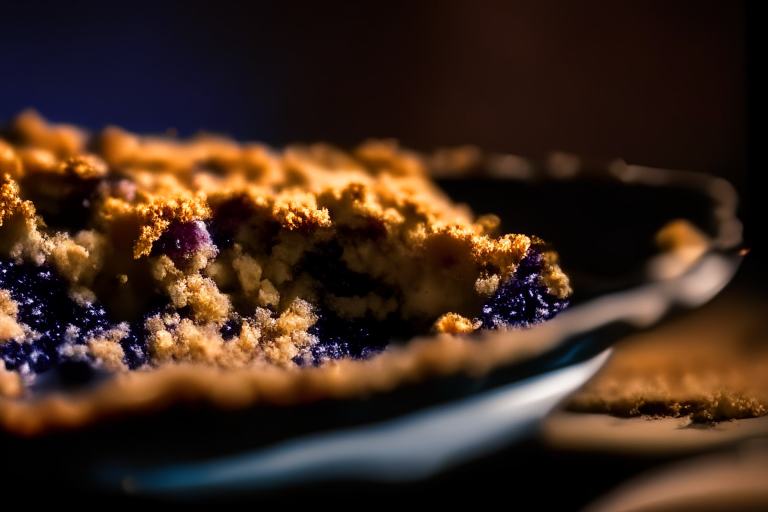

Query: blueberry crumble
[0,111,570,425]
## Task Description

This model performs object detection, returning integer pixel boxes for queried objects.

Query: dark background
[2,0,758,257]
[0,1,750,180]
[0,1,762,508]
[3,0,760,275]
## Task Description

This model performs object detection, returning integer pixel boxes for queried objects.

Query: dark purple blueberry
[0,339,54,373]
[120,330,149,370]
[480,247,569,329]
[298,311,389,366]
[2,259,87,373]
[0,258,146,376]
[152,221,213,263]
[220,317,243,341]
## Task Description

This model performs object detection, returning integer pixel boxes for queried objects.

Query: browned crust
[0,321,566,436]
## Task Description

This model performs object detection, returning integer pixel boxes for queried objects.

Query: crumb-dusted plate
[0,153,744,498]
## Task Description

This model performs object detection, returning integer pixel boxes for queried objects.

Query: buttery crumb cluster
[0,111,570,386]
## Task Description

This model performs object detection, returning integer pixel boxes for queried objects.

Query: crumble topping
[1,172,36,224]
[0,111,570,396]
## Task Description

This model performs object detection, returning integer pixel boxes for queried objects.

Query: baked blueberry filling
[1,243,569,377]
[0,258,155,374]
[219,316,244,341]
[306,313,390,364]
[480,247,569,329]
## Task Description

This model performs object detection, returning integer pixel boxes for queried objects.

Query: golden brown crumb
[0,141,23,180]
[647,218,711,280]
[432,313,478,334]
[272,194,332,231]
[539,250,572,299]
[257,279,280,308]
[88,324,131,372]
[231,246,263,297]
[0,289,25,343]
[655,218,710,253]
[0,364,22,398]
[12,110,87,158]
[145,297,317,367]
[0,174,36,226]
[16,147,59,175]
[58,154,108,180]
[475,274,501,297]
[0,290,18,317]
